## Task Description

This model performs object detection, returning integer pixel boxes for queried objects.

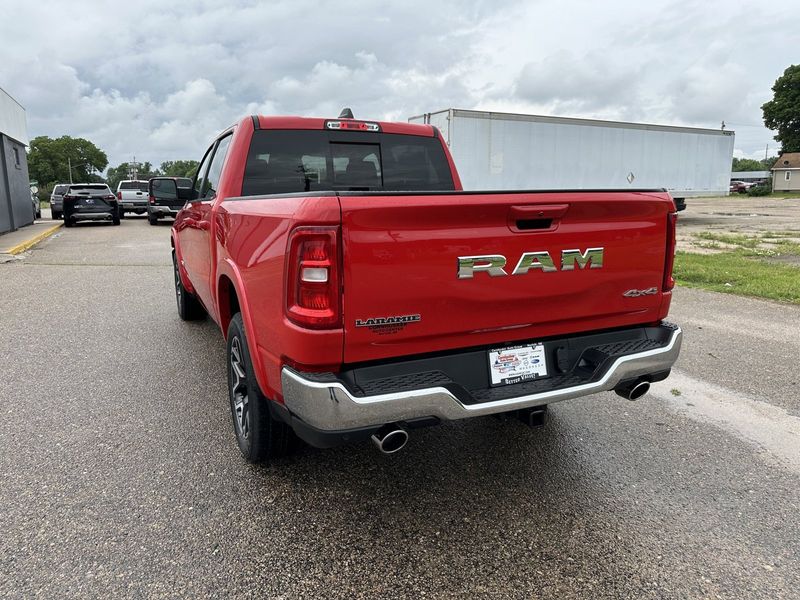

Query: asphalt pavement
[1,216,799,599]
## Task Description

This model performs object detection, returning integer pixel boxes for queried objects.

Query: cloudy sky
[1,0,797,171]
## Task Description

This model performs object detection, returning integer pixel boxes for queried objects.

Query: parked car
[730,180,757,194]
[147,177,192,224]
[171,111,682,462]
[63,183,121,227]
[50,183,70,219]
[116,180,150,216]
[31,190,41,220]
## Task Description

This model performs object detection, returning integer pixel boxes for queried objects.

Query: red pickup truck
[169,111,682,462]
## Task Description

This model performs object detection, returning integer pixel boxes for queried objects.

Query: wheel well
[218,276,240,335]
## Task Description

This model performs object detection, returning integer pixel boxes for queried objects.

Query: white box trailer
[408,109,735,210]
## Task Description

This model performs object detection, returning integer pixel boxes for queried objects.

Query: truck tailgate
[340,191,674,364]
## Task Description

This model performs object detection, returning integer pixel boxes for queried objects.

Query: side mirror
[177,186,194,201]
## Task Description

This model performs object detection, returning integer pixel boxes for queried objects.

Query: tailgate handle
[509,204,569,231]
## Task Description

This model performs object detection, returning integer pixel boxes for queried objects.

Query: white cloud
[0,0,797,170]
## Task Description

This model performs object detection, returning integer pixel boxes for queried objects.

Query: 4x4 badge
[623,287,658,297]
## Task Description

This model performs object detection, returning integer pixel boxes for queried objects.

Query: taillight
[285,226,341,329]
[663,212,677,291]
[149,195,155,205]
[117,191,122,200]
[105,195,116,201]
[324,120,380,132]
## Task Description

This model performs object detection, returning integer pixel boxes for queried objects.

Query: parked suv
[116,180,149,216]
[50,183,69,220]
[63,183,121,227]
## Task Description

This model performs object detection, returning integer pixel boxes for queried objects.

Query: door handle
[508,204,569,232]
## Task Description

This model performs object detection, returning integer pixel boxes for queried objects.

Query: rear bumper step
[281,323,682,432]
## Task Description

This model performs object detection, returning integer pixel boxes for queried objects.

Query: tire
[52,210,62,220]
[172,251,205,321]
[36,210,42,219]
[64,216,73,228]
[112,208,121,226]
[148,214,158,225]
[227,313,293,462]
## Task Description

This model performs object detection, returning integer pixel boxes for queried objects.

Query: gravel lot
[677,196,800,253]
[1,214,799,599]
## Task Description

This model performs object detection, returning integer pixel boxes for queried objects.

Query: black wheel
[172,251,205,321]
[36,210,42,219]
[52,210,62,220]
[148,214,158,225]
[227,313,293,462]
[112,208,121,226]
[64,217,73,228]
[119,210,125,219]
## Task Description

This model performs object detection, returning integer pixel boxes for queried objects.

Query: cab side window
[193,145,215,200]
[202,135,233,199]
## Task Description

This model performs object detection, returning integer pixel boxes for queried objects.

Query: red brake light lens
[285,227,341,329]
[663,212,678,292]
[324,120,380,132]
[117,191,122,200]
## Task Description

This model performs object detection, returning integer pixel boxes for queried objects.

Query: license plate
[488,343,547,387]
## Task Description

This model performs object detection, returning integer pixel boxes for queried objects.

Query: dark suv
[63,183,121,227]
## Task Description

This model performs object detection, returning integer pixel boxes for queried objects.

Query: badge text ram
[457,248,604,279]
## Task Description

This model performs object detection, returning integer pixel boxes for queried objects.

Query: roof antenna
[339,107,354,119]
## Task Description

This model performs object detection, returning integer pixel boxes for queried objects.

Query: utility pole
[68,157,73,184]
[765,144,769,161]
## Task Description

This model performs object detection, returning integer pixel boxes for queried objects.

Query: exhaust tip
[371,425,409,454]
[615,379,651,401]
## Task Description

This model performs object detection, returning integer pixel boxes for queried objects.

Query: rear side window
[53,185,68,195]
[242,130,454,196]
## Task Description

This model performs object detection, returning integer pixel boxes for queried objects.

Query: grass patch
[674,251,800,303]
[694,231,761,248]
[767,191,800,199]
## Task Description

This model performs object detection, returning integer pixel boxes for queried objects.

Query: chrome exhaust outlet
[371,424,409,454]
[615,379,651,401]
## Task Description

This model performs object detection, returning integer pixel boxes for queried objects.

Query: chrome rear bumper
[281,327,682,431]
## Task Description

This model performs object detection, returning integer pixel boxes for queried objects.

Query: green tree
[159,160,199,178]
[105,161,159,190]
[762,65,800,152]
[732,157,764,172]
[27,136,108,188]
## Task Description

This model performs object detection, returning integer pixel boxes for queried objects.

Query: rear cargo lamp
[285,226,341,328]
[325,120,381,132]
[663,212,678,291]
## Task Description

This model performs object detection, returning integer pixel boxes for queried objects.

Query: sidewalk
[0,218,63,255]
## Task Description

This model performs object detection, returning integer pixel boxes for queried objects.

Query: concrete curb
[2,222,64,255]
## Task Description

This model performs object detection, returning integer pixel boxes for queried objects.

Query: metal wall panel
[433,110,734,197]
[0,88,28,146]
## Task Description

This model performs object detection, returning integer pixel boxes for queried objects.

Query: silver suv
[116,180,149,216]
[49,183,69,220]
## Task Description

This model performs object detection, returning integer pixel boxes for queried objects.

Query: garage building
[0,86,33,235]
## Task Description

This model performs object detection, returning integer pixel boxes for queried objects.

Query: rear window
[69,185,112,194]
[53,185,69,195]
[242,130,454,196]
[119,181,149,191]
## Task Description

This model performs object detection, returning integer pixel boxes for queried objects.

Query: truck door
[180,134,232,309]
